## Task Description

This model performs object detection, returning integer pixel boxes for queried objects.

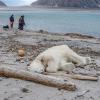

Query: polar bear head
[28,60,45,73]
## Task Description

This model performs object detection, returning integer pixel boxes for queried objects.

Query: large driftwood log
[0,67,76,91]
[44,72,98,81]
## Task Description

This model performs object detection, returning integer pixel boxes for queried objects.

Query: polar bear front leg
[61,63,75,72]
[60,60,75,72]
[46,61,58,73]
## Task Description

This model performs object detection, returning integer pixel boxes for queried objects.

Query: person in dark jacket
[18,15,25,30]
[9,14,14,29]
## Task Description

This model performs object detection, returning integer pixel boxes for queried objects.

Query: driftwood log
[0,67,76,91]
[45,72,98,81]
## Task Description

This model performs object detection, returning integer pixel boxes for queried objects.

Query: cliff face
[31,0,100,8]
[0,1,7,6]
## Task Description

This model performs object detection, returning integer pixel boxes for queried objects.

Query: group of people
[9,14,25,30]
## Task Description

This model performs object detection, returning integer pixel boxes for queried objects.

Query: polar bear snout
[28,65,44,73]
[28,61,45,73]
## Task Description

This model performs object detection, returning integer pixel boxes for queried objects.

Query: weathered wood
[0,67,76,91]
[69,74,98,81]
[44,72,98,81]
[72,70,97,77]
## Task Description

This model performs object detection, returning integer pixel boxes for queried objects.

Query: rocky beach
[0,28,100,100]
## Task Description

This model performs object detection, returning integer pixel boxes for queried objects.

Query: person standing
[18,15,25,30]
[9,14,14,29]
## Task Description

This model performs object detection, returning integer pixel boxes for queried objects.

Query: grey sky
[2,0,37,6]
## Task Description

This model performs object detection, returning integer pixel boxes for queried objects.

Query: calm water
[0,8,100,37]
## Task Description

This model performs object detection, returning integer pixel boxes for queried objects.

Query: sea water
[0,8,100,37]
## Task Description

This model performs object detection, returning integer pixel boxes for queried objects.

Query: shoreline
[1,27,98,38]
[14,29,100,38]
[0,29,100,100]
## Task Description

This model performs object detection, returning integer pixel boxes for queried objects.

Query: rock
[21,88,30,93]
[18,48,25,57]
[16,58,21,62]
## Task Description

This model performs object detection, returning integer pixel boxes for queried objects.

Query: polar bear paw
[85,57,91,65]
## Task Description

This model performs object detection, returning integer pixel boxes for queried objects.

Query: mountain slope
[0,1,7,6]
[31,0,100,8]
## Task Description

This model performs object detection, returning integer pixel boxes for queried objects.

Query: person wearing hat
[9,14,14,29]
[18,15,25,30]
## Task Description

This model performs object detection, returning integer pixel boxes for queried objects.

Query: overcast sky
[2,0,37,6]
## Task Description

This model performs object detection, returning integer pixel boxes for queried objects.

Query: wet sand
[0,28,100,100]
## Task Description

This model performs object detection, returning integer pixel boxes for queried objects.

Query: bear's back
[36,45,69,60]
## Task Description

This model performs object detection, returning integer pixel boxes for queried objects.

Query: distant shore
[0,6,100,11]
[0,9,100,37]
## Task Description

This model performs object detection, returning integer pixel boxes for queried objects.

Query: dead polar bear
[28,45,91,73]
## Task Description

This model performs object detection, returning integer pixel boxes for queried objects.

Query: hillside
[31,0,100,8]
[0,1,7,6]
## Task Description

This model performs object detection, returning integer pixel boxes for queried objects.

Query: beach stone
[4,98,9,100]
[21,88,30,93]
[18,48,25,57]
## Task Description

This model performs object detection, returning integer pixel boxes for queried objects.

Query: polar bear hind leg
[70,55,91,67]
[65,47,91,66]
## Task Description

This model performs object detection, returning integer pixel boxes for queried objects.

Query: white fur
[28,45,91,73]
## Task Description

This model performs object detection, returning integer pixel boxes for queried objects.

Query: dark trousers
[18,23,24,30]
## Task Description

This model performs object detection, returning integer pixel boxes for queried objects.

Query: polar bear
[28,45,91,73]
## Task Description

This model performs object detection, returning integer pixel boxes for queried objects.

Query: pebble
[21,88,30,93]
